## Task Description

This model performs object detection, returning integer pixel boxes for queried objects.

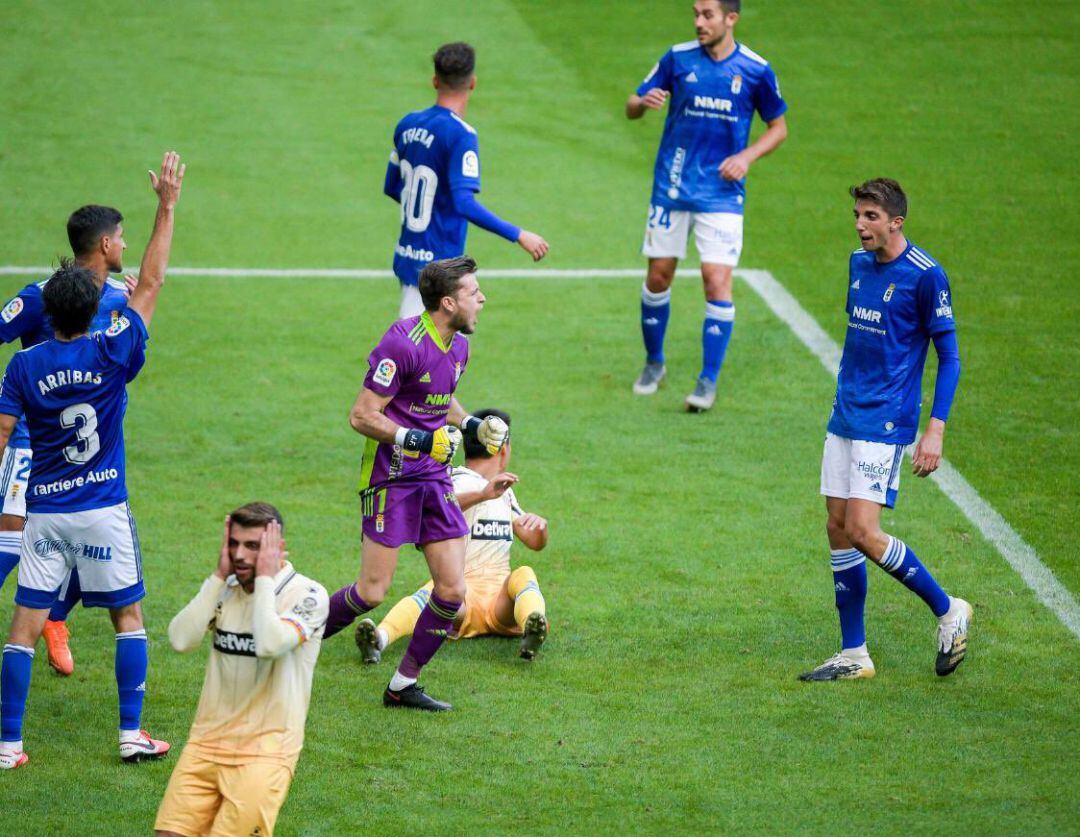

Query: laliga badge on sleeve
[374,358,397,387]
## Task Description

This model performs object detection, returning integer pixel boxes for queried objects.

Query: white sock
[842,643,870,659]
[0,739,22,754]
[376,627,389,651]
[388,670,417,692]
[399,285,423,319]
[119,728,142,744]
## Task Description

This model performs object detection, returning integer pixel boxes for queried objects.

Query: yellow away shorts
[154,746,293,836]
[454,578,520,639]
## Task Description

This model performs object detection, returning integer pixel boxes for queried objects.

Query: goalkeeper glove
[396,425,462,465]
[462,414,509,455]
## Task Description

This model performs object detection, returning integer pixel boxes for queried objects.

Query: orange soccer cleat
[42,620,74,676]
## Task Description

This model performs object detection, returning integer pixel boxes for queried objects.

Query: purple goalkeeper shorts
[361,477,468,548]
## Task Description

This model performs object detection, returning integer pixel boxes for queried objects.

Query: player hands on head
[324,255,510,711]
[356,407,551,666]
[0,152,184,770]
[155,503,329,837]
[626,0,788,412]
[385,41,549,319]
[800,178,971,683]
[0,201,149,676]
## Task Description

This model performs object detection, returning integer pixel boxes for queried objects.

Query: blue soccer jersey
[0,277,138,449]
[0,307,148,513]
[828,243,957,445]
[637,41,787,213]
[386,105,484,286]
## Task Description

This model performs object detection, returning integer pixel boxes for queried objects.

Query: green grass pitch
[0,0,1077,832]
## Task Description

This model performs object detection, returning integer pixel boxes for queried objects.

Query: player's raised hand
[516,513,547,532]
[482,472,519,501]
[719,150,752,181]
[429,425,463,464]
[476,414,510,454]
[123,274,138,298]
[641,88,669,111]
[215,516,232,580]
[256,520,286,578]
[148,151,186,209]
[517,230,549,262]
[912,421,945,478]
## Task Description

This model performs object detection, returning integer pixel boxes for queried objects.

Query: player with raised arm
[155,504,328,837]
[801,178,971,682]
[355,408,550,665]
[323,256,509,711]
[0,205,143,675]
[0,152,184,769]
[627,0,787,411]
[385,42,548,319]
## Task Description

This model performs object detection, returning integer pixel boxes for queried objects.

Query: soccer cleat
[685,377,717,412]
[519,611,548,660]
[119,730,171,763]
[632,362,666,395]
[0,748,28,770]
[798,652,876,682]
[936,597,973,677]
[355,618,382,665]
[42,620,74,676]
[382,683,452,712]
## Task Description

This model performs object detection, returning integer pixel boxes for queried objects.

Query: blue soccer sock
[48,568,81,622]
[641,284,671,364]
[115,630,148,731]
[700,300,734,382]
[880,536,950,618]
[0,532,20,591]
[1,644,34,743]
[831,548,868,650]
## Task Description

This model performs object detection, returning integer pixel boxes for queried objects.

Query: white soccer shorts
[642,206,743,266]
[820,432,904,509]
[17,501,144,609]
[0,446,32,518]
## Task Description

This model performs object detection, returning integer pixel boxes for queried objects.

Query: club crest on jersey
[375,514,384,533]
[883,283,895,302]
[1,298,23,323]
[373,358,397,387]
[462,150,479,178]
[110,310,121,325]
[731,74,743,94]
[105,315,130,336]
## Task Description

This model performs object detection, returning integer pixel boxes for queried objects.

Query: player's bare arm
[912,418,945,478]
[626,88,668,119]
[128,151,186,326]
[457,472,519,511]
[513,513,548,551]
[0,413,15,455]
[719,115,787,181]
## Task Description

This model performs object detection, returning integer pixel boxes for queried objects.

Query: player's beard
[450,310,474,334]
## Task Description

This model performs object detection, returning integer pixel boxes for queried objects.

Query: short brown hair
[419,255,478,311]
[850,178,908,219]
[433,42,476,90]
[229,502,284,532]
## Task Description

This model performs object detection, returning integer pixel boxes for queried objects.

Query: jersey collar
[420,310,452,354]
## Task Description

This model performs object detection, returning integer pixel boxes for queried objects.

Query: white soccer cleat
[0,745,28,770]
[632,362,666,395]
[120,729,170,763]
[936,597,973,677]
[798,652,876,681]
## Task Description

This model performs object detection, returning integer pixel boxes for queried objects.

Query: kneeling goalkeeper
[322,256,509,712]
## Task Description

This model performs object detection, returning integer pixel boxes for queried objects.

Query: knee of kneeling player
[508,565,538,591]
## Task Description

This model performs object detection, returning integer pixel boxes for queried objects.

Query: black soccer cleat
[383,683,452,712]
[519,611,548,660]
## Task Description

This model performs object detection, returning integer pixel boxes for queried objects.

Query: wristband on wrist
[461,415,482,434]
[396,427,433,453]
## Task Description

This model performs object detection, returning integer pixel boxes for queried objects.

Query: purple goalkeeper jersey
[358,311,470,494]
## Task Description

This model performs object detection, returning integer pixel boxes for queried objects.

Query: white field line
[739,268,1080,641]
[2,263,1075,637]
